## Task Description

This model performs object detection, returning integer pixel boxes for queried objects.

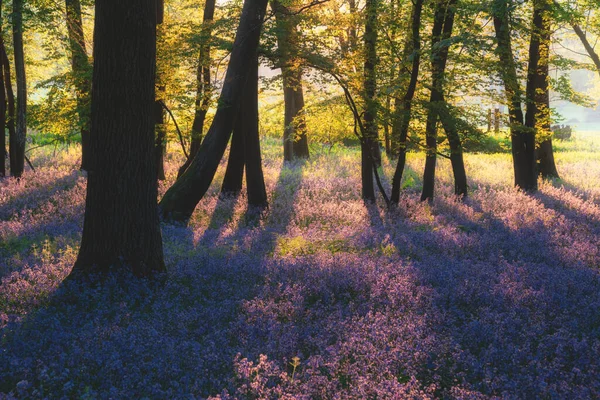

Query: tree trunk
[71,0,165,277]
[65,0,92,171]
[390,0,423,204]
[492,0,531,189]
[524,0,554,187]
[155,99,166,181]
[0,0,6,178]
[178,0,216,177]
[273,0,309,161]
[160,0,269,222]
[244,53,268,207]
[11,0,25,178]
[1,34,14,178]
[421,0,457,202]
[531,0,558,179]
[361,0,378,201]
[221,111,245,196]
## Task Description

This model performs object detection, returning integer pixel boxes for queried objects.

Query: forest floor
[1,132,600,399]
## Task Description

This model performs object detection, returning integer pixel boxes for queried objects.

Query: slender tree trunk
[11,0,25,178]
[155,99,166,181]
[160,0,269,222]
[0,1,6,178]
[221,111,246,196]
[71,0,165,277]
[524,0,555,187]
[439,103,467,196]
[571,23,600,78]
[1,34,14,178]
[492,0,530,188]
[362,0,378,201]
[390,0,423,204]
[273,0,309,161]
[421,0,457,202]
[178,0,216,177]
[221,52,268,205]
[531,0,558,179]
[244,53,268,207]
[65,0,92,171]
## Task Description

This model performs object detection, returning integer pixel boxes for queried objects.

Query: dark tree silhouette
[160,0,269,222]
[361,0,378,201]
[221,53,268,207]
[71,0,165,277]
[10,0,25,178]
[390,0,424,204]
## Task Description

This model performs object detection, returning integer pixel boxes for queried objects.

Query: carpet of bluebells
[1,134,600,399]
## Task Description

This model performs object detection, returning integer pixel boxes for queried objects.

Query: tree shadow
[376,191,600,397]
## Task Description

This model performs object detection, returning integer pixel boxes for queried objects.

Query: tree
[70,0,165,277]
[273,0,310,161]
[526,0,557,181]
[390,0,424,204]
[11,0,26,178]
[361,0,379,201]
[177,0,217,178]
[221,52,268,207]
[421,0,468,201]
[65,0,92,171]
[160,0,269,222]
[492,0,533,189]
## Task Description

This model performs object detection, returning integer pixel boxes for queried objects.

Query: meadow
[1,132,600,399]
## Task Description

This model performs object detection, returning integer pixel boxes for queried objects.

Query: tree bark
[390,0,423,204]
[71,0,165,277]
[221,111,245,196]
[244,54,268,208]
[421,0,459,202]
[11,0,25,178]
[0,0,6,177]
[361,0,378,201]
[1,34,14,178]
[159,0,269,222]
[65,0,92,171]
[273,0,309,161]
[532,0,558,179]
[221,52,268,206]
[572,22,600,78]
[178,0,217,177]
[525,0,555,185]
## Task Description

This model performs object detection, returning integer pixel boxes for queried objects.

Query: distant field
[1,134,600,398]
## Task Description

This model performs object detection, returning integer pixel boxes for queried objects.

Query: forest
[1,0,600,397]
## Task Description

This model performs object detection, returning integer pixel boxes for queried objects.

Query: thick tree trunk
[160,0,268,222]
[390,0,423,204]
[361,0,378,201]
[421,0,458,202]
[11,0,25,178]
[273,0,309,161]
[65,0,92,171]
[439,104,467,196]
[71,0,165,277]
[178,0,216,178]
